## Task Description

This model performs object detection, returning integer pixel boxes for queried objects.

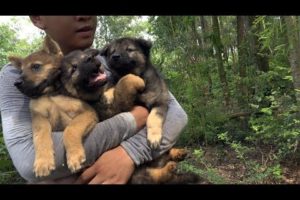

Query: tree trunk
[237,16,249,107]
[249,16,270,72]
[212,16,230,107]
[283,16,300,104]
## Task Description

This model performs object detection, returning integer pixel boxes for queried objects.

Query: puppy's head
[100,37,152,77]
[60,48,107,100]
[9,35,63,98]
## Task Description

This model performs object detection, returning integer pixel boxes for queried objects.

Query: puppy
[100,37,170,149]
[9,36,99,177]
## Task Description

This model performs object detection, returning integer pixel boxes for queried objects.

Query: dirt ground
[180,145,300,184]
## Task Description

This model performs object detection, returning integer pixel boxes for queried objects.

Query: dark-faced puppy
[9,36,99,177]
[59,49,107,101]
[60,49,145,121]
[100,37,170,149]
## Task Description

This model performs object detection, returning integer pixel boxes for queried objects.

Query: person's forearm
[120,92,188,166]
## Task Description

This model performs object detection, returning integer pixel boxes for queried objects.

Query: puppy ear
[136,38,152,57]
[43,35,63,56]
[84,48,100,57]
[99,45,109,57]
[8,56,23,68]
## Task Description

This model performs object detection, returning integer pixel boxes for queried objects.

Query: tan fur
[147,107,164,147]
[63,110,98,172]
[118,74,145,92]
[29,94,98,176]
[146,161,177,183]
[103,87,115,104]
[102,74,145,118]
[31,111,55,177]
[169,148,188,161]
[11,35,99,177]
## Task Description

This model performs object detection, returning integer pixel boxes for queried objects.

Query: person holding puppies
[0,16,188,184]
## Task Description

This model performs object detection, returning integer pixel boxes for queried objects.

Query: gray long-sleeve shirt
[0,64,188,183]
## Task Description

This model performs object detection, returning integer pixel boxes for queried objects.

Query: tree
[212,16,230,106]
[283,16,300,105]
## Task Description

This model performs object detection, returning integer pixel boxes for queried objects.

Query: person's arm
[75,92,188,184]
[120,92,188,166]
[0,64,145,183]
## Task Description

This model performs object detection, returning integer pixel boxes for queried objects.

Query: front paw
[34,157,55,177]
[147,126,162,149]
[120,74,145,92]
[169,148,188,161]
[165,161,177,172]
[66,148,86,173]
[132,76,145,92]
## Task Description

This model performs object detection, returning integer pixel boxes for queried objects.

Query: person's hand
[130,105,149,131]
[75,146,135,184]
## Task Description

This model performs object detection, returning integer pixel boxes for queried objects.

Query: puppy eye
[86,57,92,63]
[31,64,41,72]
[110,49,115,55]
[126,48,135,52]
[72,64,77,70]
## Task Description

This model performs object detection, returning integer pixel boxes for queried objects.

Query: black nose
[14,78,23,87]
[112,53,120,61]
[92,67,99,74]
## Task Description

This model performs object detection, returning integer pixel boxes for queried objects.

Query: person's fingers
[75,166,96,184]
[88,175,106,184]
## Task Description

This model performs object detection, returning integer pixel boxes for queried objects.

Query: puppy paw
[165,161,177,172]
[131,76,145,92]
[169,148,188,161]
[34,157,55,177]
[121,74,145,92]
[67,148,86,173]
[147,126,162,149]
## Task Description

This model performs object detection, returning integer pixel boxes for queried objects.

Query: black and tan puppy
[9,36,99,177]
[100,37,170,149]
[60,49,145,121]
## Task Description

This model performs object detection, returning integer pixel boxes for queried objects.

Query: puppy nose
[14,78,23,87]
[112,54,120,61]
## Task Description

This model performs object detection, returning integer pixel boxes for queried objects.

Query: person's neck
[62,46,92,55]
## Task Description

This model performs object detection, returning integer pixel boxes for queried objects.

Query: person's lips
[76,26,93,32]
[76,26,94,37]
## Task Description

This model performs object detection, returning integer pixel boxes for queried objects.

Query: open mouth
[88,70,107,87]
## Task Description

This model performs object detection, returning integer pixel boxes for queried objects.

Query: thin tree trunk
[237,16,249,107]
[212,16,230,106]
[200,16,213,97]
[283,16,300,104]
[249,16,270,72]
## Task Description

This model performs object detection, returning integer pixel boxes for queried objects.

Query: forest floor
[0,145,299,184]
[178,145,300,184]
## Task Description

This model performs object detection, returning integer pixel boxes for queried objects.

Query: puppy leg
[147,105,167,149]
[32,114,55,177]
[113,74,145,112]
[169,148,188,161]
[146,161,177,183]
[63,110,98,173]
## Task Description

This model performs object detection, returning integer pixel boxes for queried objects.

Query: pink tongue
[90,73,107,84]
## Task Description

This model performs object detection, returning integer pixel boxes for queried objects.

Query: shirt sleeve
[120,92,188,166]
[0,64,137,183]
